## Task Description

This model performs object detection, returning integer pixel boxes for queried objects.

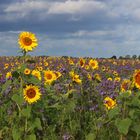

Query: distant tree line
[110,55,140,59]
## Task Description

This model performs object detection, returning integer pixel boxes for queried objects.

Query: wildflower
[104,97,116,110]
[23,85,41,104]
[18,31,38,52]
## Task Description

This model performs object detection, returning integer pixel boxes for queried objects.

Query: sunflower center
[46,73,52,80]
[135,73,140,85]
[26,88,36,98]
[122,82,128,90]
[23,37,32,46]
[106,101,113,107]
[91,63,95,67]
[80,60,84,66]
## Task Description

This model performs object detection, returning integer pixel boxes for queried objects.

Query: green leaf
[12,71,20,79]
[34,118,42,130]
[21,106,31,118]
[86,133,96,140]
[1,80,11,94]
[12,94,24,105]
[132,124,140,135]
[12,127,21,140]
[129,110,135,119]
[26,134,36,140]
[108,107,119,119]
[115,118,132,135]
[130,97,140,107]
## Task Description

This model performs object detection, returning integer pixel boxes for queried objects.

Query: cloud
[48,0,106,15]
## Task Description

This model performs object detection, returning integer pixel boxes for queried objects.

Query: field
[1,32,140,140]
[1,55,140,140]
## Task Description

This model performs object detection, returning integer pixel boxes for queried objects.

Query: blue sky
[0,0,140,57]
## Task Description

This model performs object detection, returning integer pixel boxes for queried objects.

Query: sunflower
[121,79,131,92]
[114,77,121,82]
[23,85,41,104]
[94,73,101,82]
[107,77,112,81]
[88,59,98,70]
[68,58,74,65]
[24,68,31,75]
[54,71,62,79]
[84,65,89,70]
[18,31,38,52]
[133,69,140,89]
[79,58,85,68]
[4,63,9,69]
[69,71,82,84]
[72,74,82,84]
[44,70,56,85]
[6,72,12,79]
[104,97,116,110]
[32,70,41,80]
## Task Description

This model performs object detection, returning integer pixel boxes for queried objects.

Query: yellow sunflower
[133,69,140,89]
[23,85,41,104]
[88,59,99,70]
[24,68,31,75]
[54,71,62,79]
[6,72,12,79]
[18,31,38,52]
[44,70,56,85]
[114,77,121,82]
[69,71,82,84]
[79,58,85,68]
[121,79,131,92]
[104,97,116,110]
[32,70,41,80]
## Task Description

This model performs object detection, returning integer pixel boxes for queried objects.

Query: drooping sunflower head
[23,85,41,104]
[133,69,140,89]
[104,97,116,110]
[79,58,85,67]
[18,32,38,52]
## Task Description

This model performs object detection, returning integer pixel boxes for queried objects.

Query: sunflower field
[1,32,140,140]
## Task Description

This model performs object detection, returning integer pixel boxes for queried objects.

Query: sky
[0,0,140,58]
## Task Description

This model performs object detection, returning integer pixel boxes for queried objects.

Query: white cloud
[4,1,50,13]
[48,0,106,15]
[4,0,107,17]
